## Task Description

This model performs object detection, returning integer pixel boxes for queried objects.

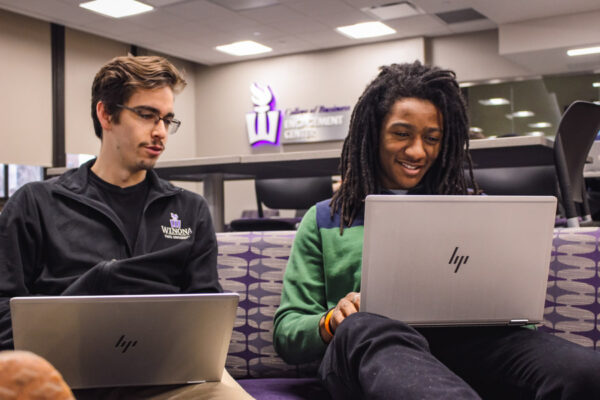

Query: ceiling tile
[411,0,474,14]
[298,29,355,47]
[239,3,302,23]
[446,18,497,34]
[127,9,185,28]
[162,0,236,22]
[0,0,600,67]
[385,14,450,37]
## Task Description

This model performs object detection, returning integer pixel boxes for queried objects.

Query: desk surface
[46,136,555,180]
[153,136,554,181]
[154,149,341,181]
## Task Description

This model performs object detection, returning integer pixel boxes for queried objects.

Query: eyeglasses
[116,104,181,135]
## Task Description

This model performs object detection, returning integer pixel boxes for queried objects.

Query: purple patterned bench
[217,228,600,399]
[542,227,600,346]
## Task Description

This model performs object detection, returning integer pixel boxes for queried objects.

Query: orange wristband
[324,309,335,337]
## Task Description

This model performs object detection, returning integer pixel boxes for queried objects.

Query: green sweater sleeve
[273,206,328,364]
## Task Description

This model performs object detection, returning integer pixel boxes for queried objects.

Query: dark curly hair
[330,61,478,232]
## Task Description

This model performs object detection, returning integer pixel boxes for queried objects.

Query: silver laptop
[10,293,239,389]
[361,195,556,327]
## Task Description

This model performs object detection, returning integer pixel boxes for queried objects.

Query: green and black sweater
[273,199,365,365]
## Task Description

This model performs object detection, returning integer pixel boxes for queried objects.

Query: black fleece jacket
[0,160,221,349]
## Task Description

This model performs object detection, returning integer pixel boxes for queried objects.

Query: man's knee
[334,312,429,352]
[541,347,600,398]
[559,359,600,398]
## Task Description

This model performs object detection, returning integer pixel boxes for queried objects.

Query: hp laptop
[361,195,556,327]
[10,293,239,389]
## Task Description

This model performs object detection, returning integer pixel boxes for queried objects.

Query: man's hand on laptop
[319,292,360,343]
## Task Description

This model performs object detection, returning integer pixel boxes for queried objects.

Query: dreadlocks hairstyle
[330,60,479,232]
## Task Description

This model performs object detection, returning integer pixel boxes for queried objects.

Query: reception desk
[47,136,554,231]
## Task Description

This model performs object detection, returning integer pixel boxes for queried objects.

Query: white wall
[498,10,600,75]
[194,37,425,157]
[65,28,129,157]
[499,10,600,54]
[194,37,425,222]
[0,9,52,166]
[428,30,531,82]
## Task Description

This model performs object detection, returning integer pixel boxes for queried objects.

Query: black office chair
[469,166,566,222]
[229,176,333,231]
[470,102,600,227]
[554,101,600,227]
[471,166,558,197]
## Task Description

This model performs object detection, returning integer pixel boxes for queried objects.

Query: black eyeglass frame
[116,104,181,134]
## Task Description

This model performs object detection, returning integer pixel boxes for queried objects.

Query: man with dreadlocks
[273,61,600,399]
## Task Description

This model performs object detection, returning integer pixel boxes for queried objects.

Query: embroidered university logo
[245,83,281,146]
[170,213,181,228]
[161,212,192,240]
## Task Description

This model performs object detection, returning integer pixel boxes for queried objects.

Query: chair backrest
[255,176,333,217]
[554,101,600,223]
[471,166,557,197]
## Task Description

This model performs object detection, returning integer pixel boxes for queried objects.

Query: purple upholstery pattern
[217,231,320,379]
[540,227,600,349]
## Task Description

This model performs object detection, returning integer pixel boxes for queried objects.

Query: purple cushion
[238,378,331,400]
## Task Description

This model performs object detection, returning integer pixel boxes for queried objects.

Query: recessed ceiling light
[527,131,545,136]
[528,122,552,129]
[459,82,475,88]
[567,46,600,56]
[593,82,600,87]
[79,0,153,18]
[336,21,396,39]
[470,127,483,133]
[478,98,510,106]
[215,40,272,56]
[506,110,535,119]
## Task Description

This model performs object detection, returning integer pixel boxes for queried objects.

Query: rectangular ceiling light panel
[567,46,600,56]
[336,21,396,39]
[216,40,272,56]
[80,0,153,18]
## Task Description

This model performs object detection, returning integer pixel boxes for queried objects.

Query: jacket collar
[56,158,180,196]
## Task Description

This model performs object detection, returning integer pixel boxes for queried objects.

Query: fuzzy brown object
[0,350,74,400]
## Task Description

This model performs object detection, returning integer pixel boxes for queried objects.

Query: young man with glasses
[0,55,253,399]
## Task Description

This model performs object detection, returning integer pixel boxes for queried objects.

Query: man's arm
[273,206,329,364]
[62,193,221,296]
[181,196,221,293]
[0,187,43,349]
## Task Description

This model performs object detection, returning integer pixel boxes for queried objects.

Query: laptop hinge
[508,319,529,326]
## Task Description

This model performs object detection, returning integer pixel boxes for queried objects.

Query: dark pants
[319,313,600,400]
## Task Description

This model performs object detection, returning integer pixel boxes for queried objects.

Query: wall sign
[281,105,351,144]
[245,83,282,146]
[245,83,352,146]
